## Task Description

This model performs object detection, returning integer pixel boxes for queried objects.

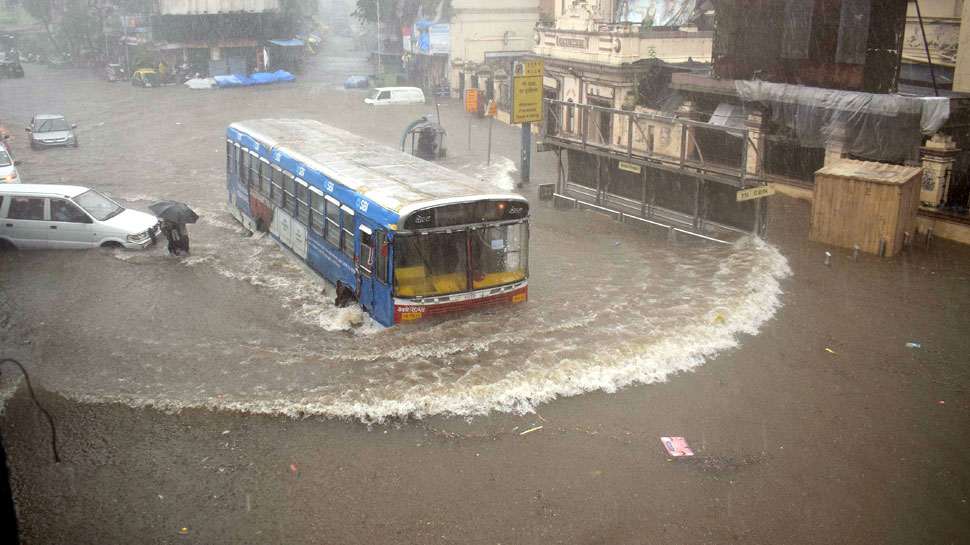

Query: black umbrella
[149,200,199,225]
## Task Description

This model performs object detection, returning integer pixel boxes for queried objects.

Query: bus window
[271,167,284,208]
[470,222,529,289]
[226,140,233,173]
[374,230,388,284]
[340,205,355,258]
[295,179,309,224]
[359,228,373,278]
[393,231,469,296]
[241,148,250,184]
[282,171,295,213]
[259,159,271,197]
[309,187,324,236]
[248,151,259,189]
[233,143,241,174]
[324,195,340,247]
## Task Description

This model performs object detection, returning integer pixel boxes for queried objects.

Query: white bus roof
[229,119,525,215]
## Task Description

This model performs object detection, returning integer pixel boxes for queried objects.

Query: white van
[0,184,160,250]
[364,86,425,106]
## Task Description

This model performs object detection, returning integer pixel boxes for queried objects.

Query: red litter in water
[661,436,694,457]
[290,464,297,471]
[939,401,945,405]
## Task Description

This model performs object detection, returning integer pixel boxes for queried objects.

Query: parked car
[364,86,425,106]
[45,54,71,68]
[0,146,20,183]
[0,60,24,78]
[25,114,78,149]
[344,75,369,88]
[0,184,160,250]
[131,69,159,88]
[105,63,126,82]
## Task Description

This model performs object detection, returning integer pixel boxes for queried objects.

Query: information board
[511,60,543,124]
[465,89,478,112]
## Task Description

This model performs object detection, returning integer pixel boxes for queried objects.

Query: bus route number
[298,166,305,177]
[326,181,334,192]
[274,152,281,161]
[357,199,368,212]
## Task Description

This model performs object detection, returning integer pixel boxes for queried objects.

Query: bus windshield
[393,222,528,297]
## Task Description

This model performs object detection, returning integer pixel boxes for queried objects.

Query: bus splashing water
[225,119,530,326]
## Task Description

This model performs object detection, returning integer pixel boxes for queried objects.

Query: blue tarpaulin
[215,70,296,88]
[267,39,304,47]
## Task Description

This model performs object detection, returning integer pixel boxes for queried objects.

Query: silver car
[26,114,78,149]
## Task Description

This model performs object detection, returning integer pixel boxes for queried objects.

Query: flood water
[0,41,790,423]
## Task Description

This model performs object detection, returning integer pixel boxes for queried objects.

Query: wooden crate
[809,159,922,257]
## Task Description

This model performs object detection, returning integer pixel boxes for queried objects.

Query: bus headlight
[3,171,16,182]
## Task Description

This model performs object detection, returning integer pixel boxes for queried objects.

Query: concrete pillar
[919,133,960,207]
[676,100,703,160]
[954,0,970,92]
[742,111,766,176]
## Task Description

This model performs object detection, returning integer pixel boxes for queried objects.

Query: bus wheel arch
[256,218,267,233]
[335,282,358,307]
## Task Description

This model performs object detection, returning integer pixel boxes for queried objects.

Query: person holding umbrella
[149,200,199,256]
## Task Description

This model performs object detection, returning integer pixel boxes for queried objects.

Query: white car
[0,146,19,183]
[0,184,160,250]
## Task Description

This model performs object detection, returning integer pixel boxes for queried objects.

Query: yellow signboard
[513,60,544,77]
[465,89,478,113]
[736,185,775,202]
[512,76,542,123]
[511,59,544,124]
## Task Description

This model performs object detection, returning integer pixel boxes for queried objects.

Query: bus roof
[228,119,525,216]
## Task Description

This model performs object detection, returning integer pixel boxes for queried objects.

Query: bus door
[355,224,376,311]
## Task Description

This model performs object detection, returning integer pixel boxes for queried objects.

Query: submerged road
[2,43,968,545]
[0,52,787,422]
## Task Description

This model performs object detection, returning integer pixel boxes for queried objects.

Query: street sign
[486,100,497,116]
[618,161,642,174]
[511,60,543,124]
[513,60,544,77]
[736,185,775,202]
[465,89,478,112]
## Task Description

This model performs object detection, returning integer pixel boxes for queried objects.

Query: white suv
[0,184,160,250]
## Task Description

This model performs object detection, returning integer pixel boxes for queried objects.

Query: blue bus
[225,119,530,327]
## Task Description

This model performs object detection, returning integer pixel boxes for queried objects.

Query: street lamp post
[376,0,381,85]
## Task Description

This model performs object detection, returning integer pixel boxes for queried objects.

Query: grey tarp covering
[736,81,950,162]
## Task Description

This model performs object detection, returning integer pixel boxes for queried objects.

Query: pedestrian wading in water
[161,220,189,255]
